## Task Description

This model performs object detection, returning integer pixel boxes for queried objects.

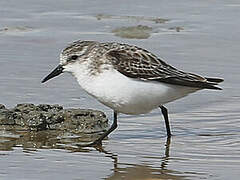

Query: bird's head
[41,40,97,83]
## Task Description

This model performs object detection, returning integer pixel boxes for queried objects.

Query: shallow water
[0,0,240,179]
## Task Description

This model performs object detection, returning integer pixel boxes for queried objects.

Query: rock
[0,103,108,133]
[112,25,153,39]
[0,109,16,125]
[61,109,108,133]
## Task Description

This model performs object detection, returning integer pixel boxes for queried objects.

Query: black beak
[41,65,63,83]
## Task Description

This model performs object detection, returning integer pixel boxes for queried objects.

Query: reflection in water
[103,138,186,180]
[0,130,101,152]
[0,130,187,179]
[161,137,171,170]
[107,165,186,180]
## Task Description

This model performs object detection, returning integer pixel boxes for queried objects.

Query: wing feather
[106,47,222,90]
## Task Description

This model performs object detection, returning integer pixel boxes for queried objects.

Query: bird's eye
[70,55,78,60]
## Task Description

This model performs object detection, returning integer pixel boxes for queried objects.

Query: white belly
[76,69,198,115]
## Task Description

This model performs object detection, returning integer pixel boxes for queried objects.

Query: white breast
[72,64,198,115]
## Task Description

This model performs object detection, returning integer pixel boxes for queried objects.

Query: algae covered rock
[0,103,109,151]
[112,25,153,39]
[0,103,108,133]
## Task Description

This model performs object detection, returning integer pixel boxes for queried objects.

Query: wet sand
[0,0,240,179]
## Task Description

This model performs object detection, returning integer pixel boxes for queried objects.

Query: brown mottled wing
[106,48,222,90]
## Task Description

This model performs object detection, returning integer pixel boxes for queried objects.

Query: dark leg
[160,106,172,137]
[84,111,118,146]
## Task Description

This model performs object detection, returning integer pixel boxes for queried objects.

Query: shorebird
[42,40,223,146]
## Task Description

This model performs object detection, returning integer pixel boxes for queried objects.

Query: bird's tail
[205,77,224,83]
[203,77,224,90]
